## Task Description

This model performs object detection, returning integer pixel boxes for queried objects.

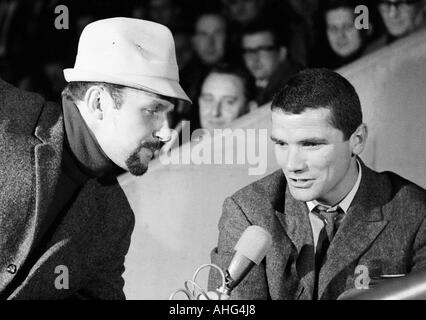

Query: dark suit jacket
[0,78,135,299]
[209,161,426,299]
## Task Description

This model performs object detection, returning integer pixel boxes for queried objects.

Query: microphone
[339,269,426,300]
[169,225,272,300]
[215,225,273,298]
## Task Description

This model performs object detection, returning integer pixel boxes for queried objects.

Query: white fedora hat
[64,17,191,103]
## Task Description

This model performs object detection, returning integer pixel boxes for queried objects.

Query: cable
[169,263,226,300]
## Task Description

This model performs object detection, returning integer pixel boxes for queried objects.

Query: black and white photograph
[1,0,426,311]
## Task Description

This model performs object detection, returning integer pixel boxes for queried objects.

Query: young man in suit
[209,68,426,300]
[0,18,190,299]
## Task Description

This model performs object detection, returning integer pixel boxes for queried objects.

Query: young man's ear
[350,123,368,157]
[278,46,287,62]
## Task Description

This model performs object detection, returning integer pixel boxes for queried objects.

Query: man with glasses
[241,21,300,106]
[378,0,425,41]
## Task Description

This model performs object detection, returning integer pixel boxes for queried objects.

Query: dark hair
[241,19,289,47]
[61,81,125,107]
[207,63,256,101]
[271,68,362,140]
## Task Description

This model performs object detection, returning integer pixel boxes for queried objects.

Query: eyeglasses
[378,0,422,9]
[242,45,278,57]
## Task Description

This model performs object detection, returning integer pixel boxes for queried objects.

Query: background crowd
[1,0,425,134]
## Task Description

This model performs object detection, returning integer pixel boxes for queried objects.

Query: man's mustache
[140,140,163,151]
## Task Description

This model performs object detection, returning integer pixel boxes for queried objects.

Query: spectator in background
[175,11,229,131]
[220,0,290,66]
[192,12,227,66]
[221,0,266,26]
[241,21,301,106]
[199,63,256,130]
[286,0,322,67]
[375,0,425,46]
[319,0,369,69]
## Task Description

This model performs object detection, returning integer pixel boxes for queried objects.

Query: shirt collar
[306,160,362,214]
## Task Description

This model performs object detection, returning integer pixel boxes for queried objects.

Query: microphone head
[234,225,272,265]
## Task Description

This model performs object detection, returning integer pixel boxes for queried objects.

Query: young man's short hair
[271,68,363,140]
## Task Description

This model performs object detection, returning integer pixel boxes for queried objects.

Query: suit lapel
[32,102,64,250]
[274,185,316,299]
[0,98,63,294]
[318,162,388,299]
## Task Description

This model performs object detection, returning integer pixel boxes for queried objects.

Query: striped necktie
[313,205,344,242]
[313,205,344,299]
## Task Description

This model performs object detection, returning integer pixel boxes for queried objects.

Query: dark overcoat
[0,78,135,299]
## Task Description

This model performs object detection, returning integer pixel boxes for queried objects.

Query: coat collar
[317,160,388,299]
[0,94,63,294]
[32,101,64,248]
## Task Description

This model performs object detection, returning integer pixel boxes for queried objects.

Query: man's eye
[144,109,158,115]
[275,141,287,147]
[303,142,321,148]
[224,98,237,105]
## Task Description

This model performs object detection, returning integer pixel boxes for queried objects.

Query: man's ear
[350,123,368,157]
[83,85,115,121]
[83,86,104,120]
[278,46,287,62]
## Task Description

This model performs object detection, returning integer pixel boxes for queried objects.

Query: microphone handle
[226,253,255,291]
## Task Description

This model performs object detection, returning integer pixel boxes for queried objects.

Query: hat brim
[63,68,191,103]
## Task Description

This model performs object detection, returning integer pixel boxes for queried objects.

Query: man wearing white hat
[0,18,190,299]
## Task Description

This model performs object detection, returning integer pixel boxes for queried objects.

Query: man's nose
[285,147,305,172]
[153,119,172,143]
[207,35,216,48]
[210,102,221,117]
[388,4,399,18]
[250,52,261,63]
[337,28,346,39]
